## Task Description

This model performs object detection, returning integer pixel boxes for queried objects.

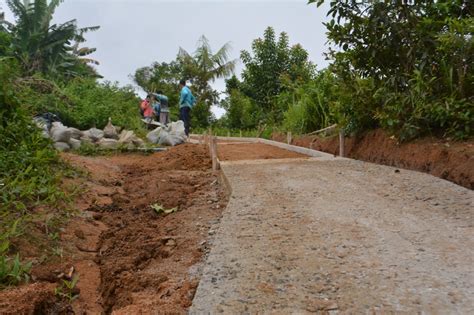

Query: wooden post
[287,131,292,145]
[239,130,242,138]
[227,131,231,138]
[339,129,345,157]
[208,130,213,156]
[211,136,219,171]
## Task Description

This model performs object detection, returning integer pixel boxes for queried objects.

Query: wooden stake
[339,129,345,157]
[239,130,242,137]
[208,130,213,156]
[287,131,292,144]
[211,136,219,171]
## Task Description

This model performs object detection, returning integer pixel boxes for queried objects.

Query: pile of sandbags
[37,118,146,152]
[146,121,186,146]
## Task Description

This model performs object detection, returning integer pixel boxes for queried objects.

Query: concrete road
[190,156,473,313]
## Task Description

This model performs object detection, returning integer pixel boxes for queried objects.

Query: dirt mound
[0,144,228,314]
[0,283,70,314]
[91,144,227,313]
[217,143,306,161]
[274,130,474,189]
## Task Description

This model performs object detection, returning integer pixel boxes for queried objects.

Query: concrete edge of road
[189,134,342,160]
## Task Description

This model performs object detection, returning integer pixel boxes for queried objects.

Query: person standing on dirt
[179,79,195,137]
[153,91,170,125]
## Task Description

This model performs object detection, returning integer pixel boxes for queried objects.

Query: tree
[240,27,315,122]
[178,36,237,127]
[309,0,473,139]
[133,36,237,128]
[2,0,99,78]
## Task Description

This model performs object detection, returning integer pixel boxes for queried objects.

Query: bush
[281,71,335,134]
[222,90,262,130]
[0,60,66,287]
[375,71,473,141]
[17,78,144,132]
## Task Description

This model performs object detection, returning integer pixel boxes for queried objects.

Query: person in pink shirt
[140,95,154,123]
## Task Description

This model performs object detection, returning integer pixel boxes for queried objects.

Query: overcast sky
[1,0,331,117]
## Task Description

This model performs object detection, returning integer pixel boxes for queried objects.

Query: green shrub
[0,221,32,288]
[0,60,67,287]
[281,71,335,134]
[17,78,144,132]
[222,90,262,130]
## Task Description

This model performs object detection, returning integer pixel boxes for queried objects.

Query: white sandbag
[146,127,162,144]
[119,130,145,148]
[53,142,70,152]
[158,129,186,146]
[158,120,186,146]
[169,120,186,135]
[80,135,94,144]
[118,130,136,144]
[146,121,186,146]
[132,137,146,148]
[67,127,83,140]
[69,138,82,150]
[50,122,71,143]
[103,118,119,139]
[97,138,119,149]
[33,117,49,133]
[83,128,104,142]
[41,130,50,139]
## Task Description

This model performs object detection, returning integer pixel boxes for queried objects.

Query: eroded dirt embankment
[274,129,474,189]
[0,144,228,314]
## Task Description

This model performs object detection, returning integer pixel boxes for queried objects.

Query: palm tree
[178,36,236,99]
[2,0,99,76]
[177,36,237,125]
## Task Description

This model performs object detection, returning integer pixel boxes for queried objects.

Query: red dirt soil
[217,143,306,161]
[0,144,228,314]
[273,129,474,189]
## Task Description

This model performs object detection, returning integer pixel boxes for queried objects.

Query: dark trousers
[179,106,191,136]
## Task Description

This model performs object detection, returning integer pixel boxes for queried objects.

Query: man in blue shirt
[152,91,169,125]
[179,79,195,136]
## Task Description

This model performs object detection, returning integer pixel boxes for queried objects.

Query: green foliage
[240,27,316,120]
[0,60,67,288]
[198,126,274,139]
[0,253,32,288]
[17,77,144,131]
[55,275,79,302]
[2,0,100,78]
[310,0,473,140]
[280,70,335,134]
[0,220,32,288]
[133,35,237,129]
[0,61,65,217]
[221,90,262,130]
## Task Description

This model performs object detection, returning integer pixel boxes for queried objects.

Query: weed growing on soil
[54,275,79,302]
[73,142,157,157]
[0,221,32,288]
[151,203,178,215]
